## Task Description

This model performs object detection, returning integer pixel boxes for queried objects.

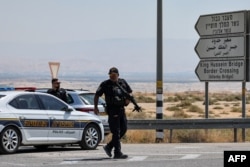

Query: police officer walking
[47,78,68,103]
[94,67,132,159]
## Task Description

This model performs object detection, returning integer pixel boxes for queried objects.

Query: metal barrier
[127,118,250,142]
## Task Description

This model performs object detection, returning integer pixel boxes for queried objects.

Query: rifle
[116,82,142,112]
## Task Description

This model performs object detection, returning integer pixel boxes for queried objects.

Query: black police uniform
[96,78,132,157]
[47,88,68,103]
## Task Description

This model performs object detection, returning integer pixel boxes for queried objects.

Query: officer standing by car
[47,78,68,103]
[94,67,132,159]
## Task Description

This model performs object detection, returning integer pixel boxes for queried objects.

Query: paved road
[0,143,250,167]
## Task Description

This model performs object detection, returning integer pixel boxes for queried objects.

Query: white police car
[0,91,104,154]
[34,88,110,135]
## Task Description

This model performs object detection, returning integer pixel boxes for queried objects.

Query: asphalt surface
[1,142,250,167]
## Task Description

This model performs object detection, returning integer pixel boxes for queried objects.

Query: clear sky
[0,0,250,78]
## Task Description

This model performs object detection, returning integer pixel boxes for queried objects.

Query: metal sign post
[205,82,209,118]
[242,82,246,142]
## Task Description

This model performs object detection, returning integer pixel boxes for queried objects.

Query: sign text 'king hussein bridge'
[195,59,245,81]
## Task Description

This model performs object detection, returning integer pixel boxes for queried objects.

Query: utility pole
[155,0,164,142]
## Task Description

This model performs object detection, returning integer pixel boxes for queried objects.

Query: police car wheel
[0,126,20,154]
[80,124,100,150]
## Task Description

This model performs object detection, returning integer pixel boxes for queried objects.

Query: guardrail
[127,118,250,142]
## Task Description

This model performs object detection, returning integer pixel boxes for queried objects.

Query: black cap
[51,78,60,84]
[108,67,119,74]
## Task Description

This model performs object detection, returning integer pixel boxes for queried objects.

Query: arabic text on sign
[196,36,244,59]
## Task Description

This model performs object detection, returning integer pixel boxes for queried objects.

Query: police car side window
[38,94,67,111]
[9,99,18,108]
[9,94,40,110]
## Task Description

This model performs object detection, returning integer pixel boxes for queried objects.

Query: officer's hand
[94,108,99,115]
[125,99,130,106]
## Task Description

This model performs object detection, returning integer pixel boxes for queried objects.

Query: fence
[127,118,250,142]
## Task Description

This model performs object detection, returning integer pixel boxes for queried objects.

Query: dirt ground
[125,92,248,119]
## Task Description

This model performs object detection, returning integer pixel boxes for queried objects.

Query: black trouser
[106,107,127,154]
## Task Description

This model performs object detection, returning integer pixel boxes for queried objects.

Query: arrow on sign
[195,36,245,59]
[195,11,246,36]
[195,59,245,81]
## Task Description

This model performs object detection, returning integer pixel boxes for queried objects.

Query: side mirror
[66,106,74,112]
[61,106,74,112]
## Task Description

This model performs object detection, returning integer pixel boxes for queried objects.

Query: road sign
[195,36,245,59]
[195,11,246,36]
[195,59,245,81]
[49,62,60,79]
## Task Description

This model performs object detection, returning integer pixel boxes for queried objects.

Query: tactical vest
[105,84,126,107]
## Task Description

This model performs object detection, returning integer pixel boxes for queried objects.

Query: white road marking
[128,156,147,161]
[3,163,26,166]
[175,146,201,149]
[60,161,79,164]
[180,154,200,159]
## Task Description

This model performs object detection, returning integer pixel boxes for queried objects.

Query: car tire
[0,126,20,154]
[80,124,100,150]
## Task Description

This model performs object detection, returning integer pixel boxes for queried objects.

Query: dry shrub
[232,103,240,107]
[172,110,190,118]
[220,111,229,115]
[165,96,179,102]
[177,100,192,108]
[135,95,155,103]
[173,130,207,143]
[223,94,242,101]
[230,107,241,113]
[203,98,218,105]
[103,129,250,144]
[169,129,234,143]
[210,129,244,142]
[188,105,203,113]
[205,130,235,142]
[213,106,224,110]
[121,130,156,143]
[174,94,184,101]
[166,106,181,111]
[192,95,204,101]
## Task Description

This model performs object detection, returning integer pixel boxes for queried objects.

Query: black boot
[103,145,112,157]
[114,152,128,159]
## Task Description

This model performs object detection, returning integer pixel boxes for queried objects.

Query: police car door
[38,94,80,143]
[8,94,50,144]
